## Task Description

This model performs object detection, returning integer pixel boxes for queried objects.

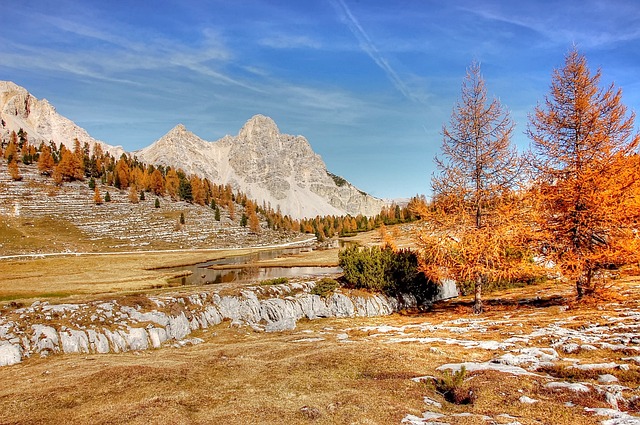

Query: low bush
[338,245,439,302]
[260,277,288,286]
[311,278,340,297]
[433,366,476,405]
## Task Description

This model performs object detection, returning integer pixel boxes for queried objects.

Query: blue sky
[2,0,640,199]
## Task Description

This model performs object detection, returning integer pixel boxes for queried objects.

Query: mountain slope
[0,81,124,157]
[0,81,384,220]
[137,115,385,219]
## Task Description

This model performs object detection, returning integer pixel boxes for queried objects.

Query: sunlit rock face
[0,81,125,158]
[137,114,385,219]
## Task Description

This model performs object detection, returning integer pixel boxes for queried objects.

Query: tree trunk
[473,274,483,314]
[576,267,593,299]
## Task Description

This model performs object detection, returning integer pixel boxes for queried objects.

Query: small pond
[164,245,342,286]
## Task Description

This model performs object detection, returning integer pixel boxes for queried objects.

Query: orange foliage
[527,48,640,298]
[415,62,532,314]
[55,146,84,182]
[165,168,179,200]
[7,159,21,181]
[93,187,103,205]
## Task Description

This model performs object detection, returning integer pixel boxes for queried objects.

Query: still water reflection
[165,246,342,286]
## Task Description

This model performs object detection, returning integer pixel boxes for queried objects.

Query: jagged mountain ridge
[137,115,384,219]
[0,81,125,158]
[0,81,384,219]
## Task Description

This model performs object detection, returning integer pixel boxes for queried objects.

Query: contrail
[330,0,421,103]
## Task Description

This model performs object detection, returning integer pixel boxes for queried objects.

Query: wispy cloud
[0,15,262,93]
[259,34,322,50]
[329,0,424,103]
[461,2,640,49]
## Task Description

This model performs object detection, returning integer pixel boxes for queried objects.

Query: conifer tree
[94,187,103,205]
[7,159,21,181]
[54,147,84,182]
[155,198,160,208]
[104,191,111,202]
[165,168,180,200]
[528,48,640,298]
[249,211,261,234]
[128,185,139,203]
[214,206,221,221]
[416,62,530,314]
[149,169,164,195]
[4,137,17,163]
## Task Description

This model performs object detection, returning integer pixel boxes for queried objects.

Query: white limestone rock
[0,343,21,366]
[148,327,169,348]
[0,81,125,158]
[86,329,110,354]
[31,325,60,353]
[125,328,149,351]
[167,313,191,340]
[59,329,89,354]
[104,329,128,353]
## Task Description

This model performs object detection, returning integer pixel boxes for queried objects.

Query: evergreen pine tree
[180,212,185,225]
[214,206,221,221]
[155,198,160,208]
[104,191,111,202]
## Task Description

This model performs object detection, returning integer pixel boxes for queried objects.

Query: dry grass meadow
[2,273,640,424]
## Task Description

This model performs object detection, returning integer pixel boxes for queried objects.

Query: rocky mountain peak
[238,114,280,142]
[0,81,124,158]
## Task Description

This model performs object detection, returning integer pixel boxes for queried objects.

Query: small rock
[546,381,590,393]
[300,405,321,420]
[599,374,619,384]
[519,395,538,404]
[562,343,580,353]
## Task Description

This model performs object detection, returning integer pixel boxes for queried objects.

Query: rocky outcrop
[137,115,386,219]
[0,81,124,158]
[0,280,456,367]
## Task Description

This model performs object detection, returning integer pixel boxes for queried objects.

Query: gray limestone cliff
[137,115,386,219]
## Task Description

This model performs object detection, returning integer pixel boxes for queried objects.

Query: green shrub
[433,366,475,405]
[260,277,288,286]
[311,278,340,297]
[338,246,438,302]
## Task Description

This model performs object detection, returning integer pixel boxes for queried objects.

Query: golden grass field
[1,225,640,424]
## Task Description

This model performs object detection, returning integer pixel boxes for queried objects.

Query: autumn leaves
[418,48,640,311]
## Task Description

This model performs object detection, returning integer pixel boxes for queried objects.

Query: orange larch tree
[37,144,56,176]
[165,168,180,200]
[527,48,640,298]
[54,145,84,182]
[7,158,21,181]
[415,62,532,314]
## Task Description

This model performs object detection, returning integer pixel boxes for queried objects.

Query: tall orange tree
[528,48,640,298]
[416,62,531,314]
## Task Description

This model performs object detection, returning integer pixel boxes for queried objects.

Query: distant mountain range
[0,81,384,219]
